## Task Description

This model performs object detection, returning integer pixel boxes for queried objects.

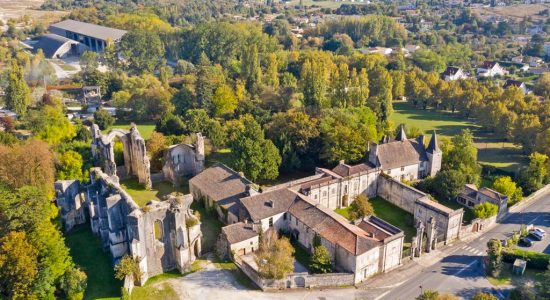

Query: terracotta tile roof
[376,139,428,170]
[189,163,254,210]
[288,192,381,255]
[222,222,258,244]
[299,176,334,190]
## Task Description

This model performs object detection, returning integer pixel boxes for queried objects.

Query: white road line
[454,260,478,276]
[374,290,392,300]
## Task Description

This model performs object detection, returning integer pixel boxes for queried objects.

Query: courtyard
[119,177,187,207]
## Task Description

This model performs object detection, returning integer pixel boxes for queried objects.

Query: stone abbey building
[191,129,464,285]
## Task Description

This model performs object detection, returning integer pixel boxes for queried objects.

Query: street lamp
[419,285,423,295]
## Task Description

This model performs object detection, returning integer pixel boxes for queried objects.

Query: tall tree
[442,129,481,185]
[5,61,31,116]
[241,42,262,91]
[119,29,165,74]
[0,231,39,299]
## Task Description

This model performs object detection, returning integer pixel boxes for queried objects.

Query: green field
[287,0,367,9]
[102,121,156,139]
[391,102,527,172]
[64,225,121,300]
[120,178,187,207]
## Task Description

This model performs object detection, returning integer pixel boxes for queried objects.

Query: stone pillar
[425,217,437,253]
[414,220,425,257]
[195,133,205,174]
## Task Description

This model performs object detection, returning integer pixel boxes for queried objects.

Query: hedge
[502,248,550,270]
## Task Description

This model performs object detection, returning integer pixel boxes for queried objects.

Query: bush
[309,245,332,274]
[93,108,115,130]
[502,248,550,270]
[473,202,498,219]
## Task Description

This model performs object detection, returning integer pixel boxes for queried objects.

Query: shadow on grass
[64,224,122,300]
[190,200,223,252]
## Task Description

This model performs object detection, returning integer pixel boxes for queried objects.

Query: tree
[0,231,39,299]
[319,107,378,164]
[534,72,550,99]
[349,194,374,220]
[79,51,99,74]
[93,108,115,130]
[57,150,85,181]
[470,291,497,300]
[265,111,320,172]
[432,170,467,200]
[309,245,332,274]
[120,29,165,74]
[474,202,498,219]
[5,61,31,116]
[146,132,168,172]
[114,255,142,283]
[156,113,186,136]
[241,42,262,91]
[486,238,502,277]
[491,176,523,205]
[212,84,237,117]
[509,284,536,300]
[26,105,76,145]
[60,266,87,300]
[416,290,459,300]
[226,115,281,181]
[442,129,481,185]
[255,230,295,279]
[519,152,548,194]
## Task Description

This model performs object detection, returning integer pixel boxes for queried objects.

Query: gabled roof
[50,19,127,41]
[331,162,376,177]
[239,188,298,222]
[222,222,258,244]
[478,187,507,202]
[480,61,498,69]
[375,138,428,170]
[503,79,525,89]
[442,66,461,76]
[33,34,77,58]
[189,163,254,211]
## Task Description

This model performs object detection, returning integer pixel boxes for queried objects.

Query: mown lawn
[334,197,416,246]
[131,283,179,300]
[487,262,545,288]
[64,224,122,300]
[205,148,235,168]
[120,178,187,207]
[102,121,156,139]
[391,102,527,172]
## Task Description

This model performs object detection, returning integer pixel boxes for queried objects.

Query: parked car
[519,237,534,247]
[529,231,544,241]
[532,227,546,236]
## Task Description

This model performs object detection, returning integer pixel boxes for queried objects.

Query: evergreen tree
[5,61,31,116]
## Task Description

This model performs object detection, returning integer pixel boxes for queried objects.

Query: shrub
[473,202,498,219]
[309,245,332,274]
[348,194,374,220]
[93,108,115,130]
[501,248,550,270]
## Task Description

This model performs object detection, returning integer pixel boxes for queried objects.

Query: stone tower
[396,124,407,141]
[426,130,442,177]
[195,133,205,174]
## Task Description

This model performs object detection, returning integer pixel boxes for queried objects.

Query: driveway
[161,257,378,300]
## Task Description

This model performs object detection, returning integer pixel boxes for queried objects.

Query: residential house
[442,66,468,81]
[503,79,529,94]
[477,61,507,77]
[457,185,508,217]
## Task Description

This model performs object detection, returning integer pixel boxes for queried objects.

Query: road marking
[374,290,392,300]
[454,260,478,276]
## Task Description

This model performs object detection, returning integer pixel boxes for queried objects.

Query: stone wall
[162,133,205,185]
[376,175,426,214]
[86,168,201,284]
[91,124,152,189]
[234,256,354,291]
[55,180,86,231]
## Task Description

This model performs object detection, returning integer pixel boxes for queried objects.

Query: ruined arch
[91,124,152,189]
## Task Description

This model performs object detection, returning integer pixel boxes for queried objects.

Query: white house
[442,66,468,81]
[477,61,507,77]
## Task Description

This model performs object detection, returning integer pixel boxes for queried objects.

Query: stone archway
[91,124,152,189]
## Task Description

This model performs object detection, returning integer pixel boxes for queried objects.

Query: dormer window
[265,200,274,208]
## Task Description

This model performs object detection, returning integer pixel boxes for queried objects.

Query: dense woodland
[0,0,550,298]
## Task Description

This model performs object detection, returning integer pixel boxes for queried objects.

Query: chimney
[339,160,345,165]
[245,184,259,196]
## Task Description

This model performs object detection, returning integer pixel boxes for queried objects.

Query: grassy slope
[64,225,122,300]
[120,178,187,207]
[391,102,527,172]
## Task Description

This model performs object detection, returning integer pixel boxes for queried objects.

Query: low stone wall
[459,215,497,241]
[509,184,550,213]
[235,256,354,291]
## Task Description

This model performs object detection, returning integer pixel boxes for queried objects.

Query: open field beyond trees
[391,102,527,173]
[472,3,550,22]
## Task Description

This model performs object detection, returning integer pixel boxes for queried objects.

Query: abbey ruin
[56,125,202,284]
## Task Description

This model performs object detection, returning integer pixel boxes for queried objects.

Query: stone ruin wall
[87,168,202,283]
[91,124,152,189]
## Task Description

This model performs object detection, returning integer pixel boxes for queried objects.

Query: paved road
[380,191,550,300]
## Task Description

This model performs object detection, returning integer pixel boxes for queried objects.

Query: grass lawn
[190,200,223,252]
[206,148,235,168]
[290,238,312,271]
[120,178,187,207]
[334,197,416,247]
[64,224,122,300]
[487,262,545,288]
[391,102,527,173]
[131,283,179,300]
[432,196,476,224]
[102,120,156,139]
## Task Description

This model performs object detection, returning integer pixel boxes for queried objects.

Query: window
[314,194,318,199]
[283,213,287,220]
[154,220,163,241]
[295,218,298,225]
[269,217,273,227]
[331,188,335,194]
[387,169,391,174]
[250,241,253,245]
[322,191,327,197]
[401,166,405,171]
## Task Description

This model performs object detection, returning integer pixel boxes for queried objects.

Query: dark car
[519,237,534,247]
